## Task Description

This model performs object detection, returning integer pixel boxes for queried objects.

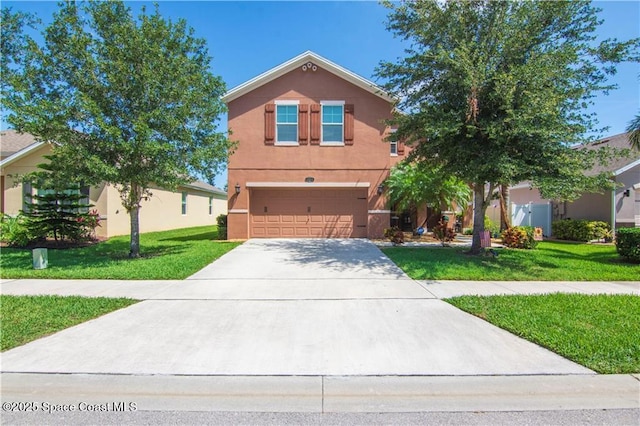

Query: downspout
[611,189,616,234]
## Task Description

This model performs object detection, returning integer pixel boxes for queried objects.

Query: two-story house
[223,51,405,240]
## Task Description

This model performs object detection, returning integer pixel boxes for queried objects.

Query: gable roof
[0,129,39,159]
[511,132,639,190]
[182,180,226,197]
[222,51,394,104]
[581,132,639,177]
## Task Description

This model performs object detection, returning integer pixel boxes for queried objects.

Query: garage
[249,188,368,238]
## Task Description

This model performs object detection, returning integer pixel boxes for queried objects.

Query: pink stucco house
[223,51,405,239]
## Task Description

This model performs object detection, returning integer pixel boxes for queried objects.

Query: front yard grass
[1,295,138,351]
[0,226,241,280]
[446,294,640,374]
[382,241,638,281]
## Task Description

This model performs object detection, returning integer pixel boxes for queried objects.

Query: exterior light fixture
[623,189,630,197]
[235,183,241,195]
[377,184,384,195]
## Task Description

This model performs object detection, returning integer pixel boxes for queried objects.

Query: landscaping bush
[501,226,538,249]
[484,216,501,238]
[216,214,227,240]
[615,228,640,263]
[0,213,35,247]
[552,219,611,242]
[433,219,455,246]
[384,226,404,245]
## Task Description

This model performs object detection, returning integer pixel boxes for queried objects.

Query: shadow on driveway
[188,239,409,280]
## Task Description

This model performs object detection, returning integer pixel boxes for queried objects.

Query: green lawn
[447,294,640,374]
[0,226,241,279]
[1,295,138,351]
[382,241,639,281]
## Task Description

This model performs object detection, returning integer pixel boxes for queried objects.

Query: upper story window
[321,101,344,144]
[275,101,299,145]
[390,141,398,156]
[389,128,398,156]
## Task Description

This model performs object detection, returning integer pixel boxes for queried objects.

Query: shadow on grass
[0,243,187,271]
[159,231,218,242]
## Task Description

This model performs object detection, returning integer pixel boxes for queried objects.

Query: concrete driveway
[1,239,592,376]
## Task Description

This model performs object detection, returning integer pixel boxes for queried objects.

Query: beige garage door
[250,188,368,238]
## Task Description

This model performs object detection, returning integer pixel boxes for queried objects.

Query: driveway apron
[1,239,591,376]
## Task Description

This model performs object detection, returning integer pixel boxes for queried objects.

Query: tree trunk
[499,184,511,230]
[128,184,141,258]
[129,204,140,258]
[469,184,486,254]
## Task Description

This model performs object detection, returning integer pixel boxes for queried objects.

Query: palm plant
[385,161,472,227]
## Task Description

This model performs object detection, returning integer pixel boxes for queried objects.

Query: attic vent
[301,62,317,72]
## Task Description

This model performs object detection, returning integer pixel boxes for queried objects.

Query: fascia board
[613,158,640,176]
[0,142,46,168]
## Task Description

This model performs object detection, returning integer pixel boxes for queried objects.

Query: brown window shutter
[344,104,354,145]
[298,104,308,145]
[265,103,275,145]
[398,140,405,155]
[310,103,321,145]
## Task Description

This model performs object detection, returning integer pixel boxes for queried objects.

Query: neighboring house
[222,51,405,239]
[0,129,227,238]
[509,132,640,234]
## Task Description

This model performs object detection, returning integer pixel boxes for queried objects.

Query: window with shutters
[321,101,344,145]
[275,100,299,145]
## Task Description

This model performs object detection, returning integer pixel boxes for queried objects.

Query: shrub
[552,219,611,242]
[484,216,501,238]
[384,226,404,245]
[216,214,228,240]
[501,226,538,249]
[432,219,455,246]
[216,214,227,227]
[0,213,36,247]
[616,228,640,263]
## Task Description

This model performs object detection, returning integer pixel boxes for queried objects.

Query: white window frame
[389,129,398,156]
[181,192,187,215]
[275,100,299,146]
[208,196,213,216]
[320,100,345,146]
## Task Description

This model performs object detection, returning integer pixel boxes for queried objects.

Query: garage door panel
[250,188,367,238]
[310,215,324,223]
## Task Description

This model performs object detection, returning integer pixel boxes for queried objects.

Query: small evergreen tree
[24,186,97,243]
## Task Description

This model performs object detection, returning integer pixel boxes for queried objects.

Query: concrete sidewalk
[1,278,637,299]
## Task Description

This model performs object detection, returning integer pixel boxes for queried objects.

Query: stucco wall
[96,184,226,238]
[1,144,227,239]
[616,164,639,226]
[510,166,640,229]
[1,144,54,216]
[227,65,396,239]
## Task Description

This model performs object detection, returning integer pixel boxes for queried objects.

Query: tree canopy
[2,1,233,256]
[376,0,638,253]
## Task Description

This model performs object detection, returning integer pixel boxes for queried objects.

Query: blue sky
[3,1,639,188]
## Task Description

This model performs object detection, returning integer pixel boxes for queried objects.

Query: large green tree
[376,0,638,253]
[2,1,232,257]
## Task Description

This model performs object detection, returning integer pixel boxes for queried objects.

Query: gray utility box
[32,248,48,269]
